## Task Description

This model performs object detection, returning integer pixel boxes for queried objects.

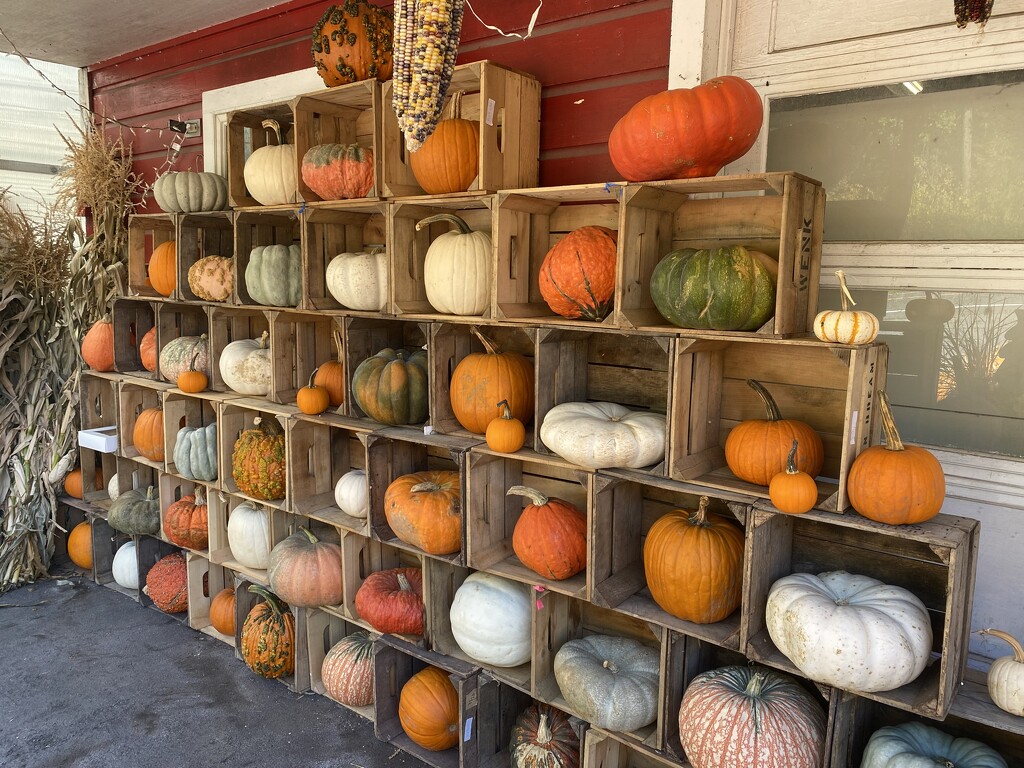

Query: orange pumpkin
[450,329,534,435]
[68,521,93,570]
[311,0,394,87]
[133,407,165,462]
[177,352,208,393]
[384,471,462,556]
[210,587,236,636]
[148,241,177,297]
[163,488,209,550]
[240,585,295,679]
[63,466,102,499]
[297,369,331,415]
[485,400,527,453]
[643,496,744,624]
[314,335,345,407]
[769,439,818,515]
[410,91,480,195]
[538,226,618,321]
[724,379,824,487]
[81,315,115,371]
[144,552,188,613]
[508,486,587,581]
[139,327,157,372]
[847,392,946,525]
[398,666,460,752]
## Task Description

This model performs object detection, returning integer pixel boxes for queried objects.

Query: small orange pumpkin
[768,440,818,515]
[538,226,618,321]
[133,407,165,462]
[485,400,526,453]
[508,485,587,581]
[210,587,236,636]
[68,521,93,570]
[383,471,462,555]
[314,332,345,407]
[139,327,158,372]
[63,466,102,499]
[81,315,115,371]
[450,329,534,435]
[297,369,331,415]
[148,241,177,297]
[398,666,460,752]
[177,352,208,393]
[409,91,480,195]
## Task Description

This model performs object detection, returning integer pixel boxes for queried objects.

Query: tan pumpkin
[187,255,234,302]
[267,527,343,608]
[242,119,297,206]
[322,631,375,707]
[384,471,462,556]
[132,407,165,462]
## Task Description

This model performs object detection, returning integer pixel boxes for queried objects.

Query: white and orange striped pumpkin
[813,270,879,345]
[321,630,375,707]
[678,664,826,768]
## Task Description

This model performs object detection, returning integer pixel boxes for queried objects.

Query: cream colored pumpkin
[334,469,369,519]
[242,119,297,206]
[450,572,532,668]
[219,331,272,396]
[108,470,141,502]
[813,270,879,345]
[227,501,272,569]
[153,171,229,213]
[112,541,139,589]
[553,634,660,732]
[326,249,388,311]
[766,570,932,693]
[245,245,302,307]
[540,401,666,470]
[187,255,234,302]
[418,213,491,315]
[979,628,1024,717]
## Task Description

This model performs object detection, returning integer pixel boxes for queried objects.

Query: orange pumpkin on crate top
[538,225,618,321]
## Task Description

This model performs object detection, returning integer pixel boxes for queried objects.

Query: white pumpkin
[553,634,660,732]
[861,721,1007,768]
[419,213,491,315]
[450,572,532,668]
[765,570,933,693]
[218,331,272,396]
[111,541,139,589]
[245,244,302,307]
[153,171,229,213]
[326,249,388,311]
[227,501,272,569]
[242,119,297,206]
[540,401,666,470]
[107,474,120,501]
[979,628,1024,717]
[334,469,369,519]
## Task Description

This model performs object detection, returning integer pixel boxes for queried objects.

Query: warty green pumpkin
[173,423,217,482]
[232,417,287,501]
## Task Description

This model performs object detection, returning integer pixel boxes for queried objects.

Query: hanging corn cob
[392,0,466,152]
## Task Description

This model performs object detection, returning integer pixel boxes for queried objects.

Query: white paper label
[849,410,859,444]
[485,99,496,127]
[463,717,473,742]
[423,425,433,435]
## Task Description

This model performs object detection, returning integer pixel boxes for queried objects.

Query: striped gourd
[240,585,295,679]
[322,631,375,707]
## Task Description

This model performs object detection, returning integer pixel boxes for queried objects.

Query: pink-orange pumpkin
[322,630,375,707]
[301,144,374,200]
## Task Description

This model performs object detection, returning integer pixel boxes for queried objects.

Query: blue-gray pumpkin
[174,423,218,482]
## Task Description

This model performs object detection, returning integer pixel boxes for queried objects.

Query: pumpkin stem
[496,399,513,420]
[188,351,202,373]
[469,326,498,355]
[978,628,1024,664]
[253,415,285,437]
[308,367,320,389]
[744,671,767,698]
[414,213,473,235]
[535,713,552,745]
[396,572,412,592]
[835,270,857,312]
[194,486,206,506]
[298,526,319,544]
[410,481,442,494]
[257,330,270,350]
[877,392,905,452]
[248,584,287,616]
[443,90,465,120]
[332,330,344,363]
[688,496,711,526]
[746,379,782,421]
[506,485,549,507]
[602,659,618,674]
[786,440,800,475]
[261,118,285,145]
[145,485,157,501]
[99,313,112,324]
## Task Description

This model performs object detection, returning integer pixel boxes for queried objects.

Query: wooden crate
[615,172,825,336]
[154,300,209,384]
[112,457,159,506]
[127,213,176,298]
[533,593,666,751]
[162,391,219,484]
[584,729,684,768]
[590,472,749,650]
[292,79,383,202]
[208,491,290,584]
[158,472,212,556]
[233,573,310,693]
[112,297,158,379]
[91,520,138,600]
[381,60,541,198]
[218,399,295,509]
[186,552,236,646]
[389,196,496,320]
[207,306,271,394]
[373,633,480,768]
[475,674,537,768]
[137,535,185,616]
[303,608,377,718]
[227,101,298,209]
[176,212,235,303]
[429,323,536,438]
[466,447,592,600]
[117,380,167,471]
[269,309,341,405]
[343,316,429,421]
[302,202,388,311]
[743,507,979,720]
[341,531,425,639]
[533,327,674,476]
[52,502,94,576]
[493,184,622,327]
[365,428,480,565]
[79,371,120,505]
[288,413,371,535]
[671,337,887,512]
[232,208,302,307]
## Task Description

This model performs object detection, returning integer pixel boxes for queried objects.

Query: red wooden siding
[88,0,669,211]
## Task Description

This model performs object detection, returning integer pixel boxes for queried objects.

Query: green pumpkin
[108,486,161,536]
[351,348,429,425]
[650,245,777,331]
[245,245,302,307]
[173,423,218,482]
[861,721,1007,768]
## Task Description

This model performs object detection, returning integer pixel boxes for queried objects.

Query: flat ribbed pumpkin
[232,417,287,501]
[148,241,177,297]
[240,585,295,679]
[449,329,534,434]
[163,488,209,550]
[144,552,188,613]
[650,245,777,331]
[351,348,429,425]
[399,666,460,752]
[538,226,617,321]
[301,143,374,200]
[384,471,462,555]
[508,486,587,581]
[322,630,375,707]
[268,527,343,608]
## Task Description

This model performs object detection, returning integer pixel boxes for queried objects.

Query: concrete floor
[0,570,428,768]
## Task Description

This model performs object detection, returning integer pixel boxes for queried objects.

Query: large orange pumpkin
[354,567,424,635]
[449,329,534,435]
[268,527,343,608]
[508,486,587,581]
[643,496,744,624]
[409,91,480,195]
[68,521,93,570]
[81,315,115,371]
[139,327,157,372]
[847,392,946,525]
[724,380,824,487]
[608,75,764,181]
[398,666,460,752]
[538,226,618,321]
[240,585,295,679]
[133,407,165,462]
[148,241,177,297]
[384,471,462,555]
[314,337,345,407]
[210,587,236,636]
[163,488,209,550]
[311,1,394,87]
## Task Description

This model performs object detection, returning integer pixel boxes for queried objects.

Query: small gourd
[177,352,208,393]
[813,270,879,345]
[297,368,330,415]
[485,400,526,453]
[979,628,1024,717]
[768,439,818,514]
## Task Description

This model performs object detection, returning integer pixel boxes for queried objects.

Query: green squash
[861,721,1007,768]
[351,348,429,425]
[173,423,218,482]
[650,245,777,331]
[245,244,302,307]
[108,486,161,536]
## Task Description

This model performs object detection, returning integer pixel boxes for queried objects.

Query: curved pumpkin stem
[415,212,473,235]
[332,330,344,363]
[785,439,800,475]
[248,583,288,616]
[188,350,202,373]
[979,628,1024,664]
[688,496,711,526]
[470,326,499,355]
[443,90,465,120]
[253,415,284,437]
[496,399,514,420]
[746,379,782,422]
[396,572,413,593]
[835,270,857,312]
[877,392,905,452]
[507,485,549,507]
[298,526,319,544]
[261,118,285,146]
[744,671,767,698]
[307,367,320,389]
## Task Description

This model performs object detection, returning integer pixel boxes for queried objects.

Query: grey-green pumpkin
[108,486,161,536]
[245,245,301,307]
[153,171,229,213]
[159,334,209,383]
[649,245,778,331]
[174,423,218,482]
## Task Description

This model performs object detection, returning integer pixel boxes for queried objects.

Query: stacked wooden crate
[61,59,1023,768]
